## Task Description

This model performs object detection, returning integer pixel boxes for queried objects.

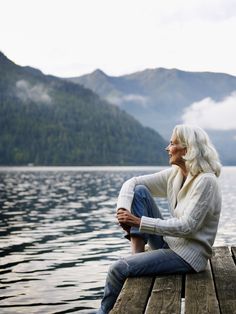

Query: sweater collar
[171,167,196,209]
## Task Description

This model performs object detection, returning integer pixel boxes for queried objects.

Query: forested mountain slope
[0,52,167,165]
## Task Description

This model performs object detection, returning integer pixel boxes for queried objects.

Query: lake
[0,166,235,313]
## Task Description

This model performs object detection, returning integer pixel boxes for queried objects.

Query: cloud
[1,0,236,78]
[123,94,148,105]
[106,93,148,107]
[160,0,236,23]
[16,80,52,104]
[1,0,235,78]
[182,92,236,130]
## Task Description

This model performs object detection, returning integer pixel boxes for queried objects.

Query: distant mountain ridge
[67,68,236,164]
[0,52,167,166]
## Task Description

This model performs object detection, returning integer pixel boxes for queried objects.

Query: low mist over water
[0,166,235,313]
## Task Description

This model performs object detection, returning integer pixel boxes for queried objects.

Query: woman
[97,124,222,314]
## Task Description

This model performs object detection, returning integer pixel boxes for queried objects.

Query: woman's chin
[169,160,178,167]
[169,158,174,165]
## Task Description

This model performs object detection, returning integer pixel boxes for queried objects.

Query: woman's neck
[179,164,188,178]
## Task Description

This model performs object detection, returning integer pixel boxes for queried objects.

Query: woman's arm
[140,175,221,237]
[116,168,172,211]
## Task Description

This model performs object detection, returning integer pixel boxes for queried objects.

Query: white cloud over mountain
[107,94,148,107]
[16,80,52,104]
[182,92,236,130]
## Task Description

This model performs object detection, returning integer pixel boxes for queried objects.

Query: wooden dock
[110,246,236,314]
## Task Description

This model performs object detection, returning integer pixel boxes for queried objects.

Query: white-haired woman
[97,124,222,314]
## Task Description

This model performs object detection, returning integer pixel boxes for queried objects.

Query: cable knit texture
[116,166,222,272]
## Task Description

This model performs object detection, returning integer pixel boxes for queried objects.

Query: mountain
[0,52,167,166]
[67,68,236,165]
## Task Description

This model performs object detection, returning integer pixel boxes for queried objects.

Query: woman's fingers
[116,208,128,222]
[116,209,140,227]
[116,209,130,228]
[116,209,130,222]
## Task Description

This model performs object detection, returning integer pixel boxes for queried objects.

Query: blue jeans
[97,185,194,314]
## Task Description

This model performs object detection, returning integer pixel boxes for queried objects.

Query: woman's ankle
[130,235,145,254]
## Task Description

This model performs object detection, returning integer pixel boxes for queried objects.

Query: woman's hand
[116,208,141,228]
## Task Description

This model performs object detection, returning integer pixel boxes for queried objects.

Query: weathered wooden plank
[110,276,154,314]
[185,261,220,314]
[145,274,182,314]
[210,246,236,314]
[110,246,236,314]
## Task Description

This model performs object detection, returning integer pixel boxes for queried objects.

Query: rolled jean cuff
[124,226,148,243]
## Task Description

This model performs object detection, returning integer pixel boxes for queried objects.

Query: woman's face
[166,135,186,167]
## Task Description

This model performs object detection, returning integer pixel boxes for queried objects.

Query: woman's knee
[133,185,161,220]
[108,259,129,278]
[134,185,150,198]
[107,259,129,289]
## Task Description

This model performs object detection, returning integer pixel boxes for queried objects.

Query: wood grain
[145,274,182,314]
[185,261,220,314]
[110,276,154,314]
[210,246,236,314]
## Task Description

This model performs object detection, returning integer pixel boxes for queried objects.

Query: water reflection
[0,166,235,313]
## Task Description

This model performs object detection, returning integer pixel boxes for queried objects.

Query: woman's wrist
[135,217,141,227]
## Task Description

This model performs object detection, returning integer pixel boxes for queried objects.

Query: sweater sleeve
[116,168,172,211]
[140,175,219,237]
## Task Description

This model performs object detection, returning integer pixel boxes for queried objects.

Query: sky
[1,0,236,78]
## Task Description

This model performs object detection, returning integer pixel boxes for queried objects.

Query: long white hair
[172,124,221,177]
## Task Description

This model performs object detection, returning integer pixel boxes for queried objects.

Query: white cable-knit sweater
[116,166,222,272]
